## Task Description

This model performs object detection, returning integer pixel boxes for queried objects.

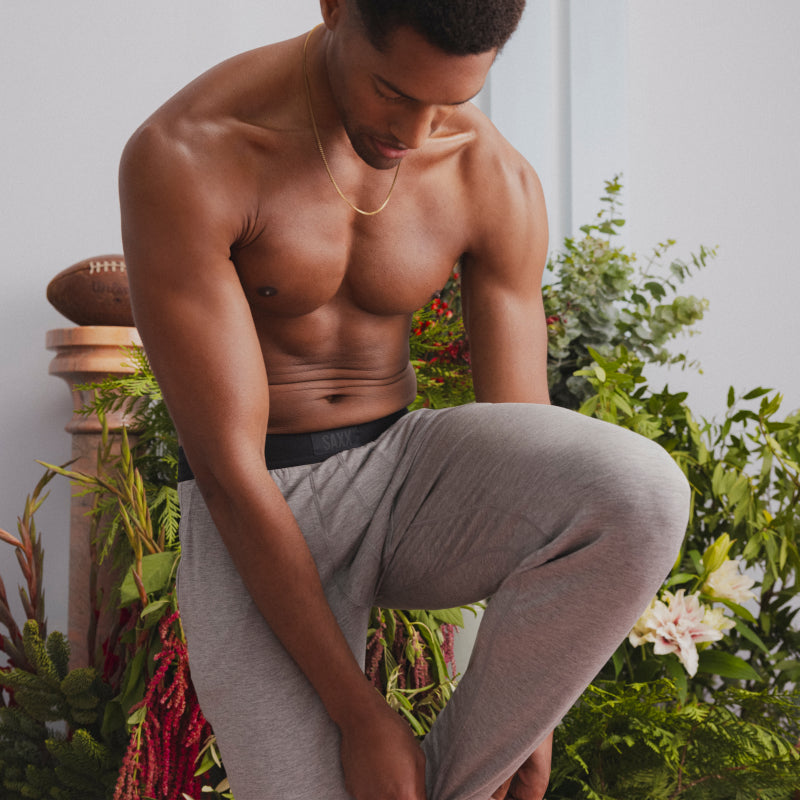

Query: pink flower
[629,589,723,676]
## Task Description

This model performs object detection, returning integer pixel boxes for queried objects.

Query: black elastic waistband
[177,408,409,481]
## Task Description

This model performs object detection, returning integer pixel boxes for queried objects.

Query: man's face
[325,19,496,170]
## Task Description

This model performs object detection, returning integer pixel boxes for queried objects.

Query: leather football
[47,255,135,327]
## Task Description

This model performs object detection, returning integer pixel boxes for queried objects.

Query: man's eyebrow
[373,74,478,106]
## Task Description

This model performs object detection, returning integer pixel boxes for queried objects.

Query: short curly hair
[351,0,526,55]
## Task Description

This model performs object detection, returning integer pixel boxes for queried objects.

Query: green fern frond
[550,681,800,800]
[149,484,181,549]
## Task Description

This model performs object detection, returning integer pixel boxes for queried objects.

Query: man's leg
[176,472,376,800]
[370,403,690,800]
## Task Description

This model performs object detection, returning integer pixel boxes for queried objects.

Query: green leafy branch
[544,177,712,409]
[39,419,178,611]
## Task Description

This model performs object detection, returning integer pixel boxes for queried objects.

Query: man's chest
[231,191,468,318]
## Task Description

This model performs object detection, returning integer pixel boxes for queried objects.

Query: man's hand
[491,731,553,800]
[339,694,427,800]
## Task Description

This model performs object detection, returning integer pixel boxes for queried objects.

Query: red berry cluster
[430,296,454,320]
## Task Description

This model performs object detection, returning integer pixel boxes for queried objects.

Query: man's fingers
[493,731,554,800]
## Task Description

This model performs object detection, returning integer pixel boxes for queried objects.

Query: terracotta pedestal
[46,325,142,668]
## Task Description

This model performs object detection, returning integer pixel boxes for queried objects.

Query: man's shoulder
[120,112,227,209]
[124,36,302,168]
[469,107,541,197]
[453,106,546,244]
[121,38,304,206]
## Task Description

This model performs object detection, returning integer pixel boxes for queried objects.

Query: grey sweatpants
[176,403,690,800]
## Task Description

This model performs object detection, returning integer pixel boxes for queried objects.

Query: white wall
[490,0,630,250]
[0,1,319,649]
[492,0,800,421]
[3,1,798,659]
[625,2,800,420]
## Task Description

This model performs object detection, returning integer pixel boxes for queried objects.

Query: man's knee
[594,429,690,577]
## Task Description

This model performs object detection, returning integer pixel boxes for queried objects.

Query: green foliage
[118,551,180,609]
[544,177,712,409]
[409,293,474,410]
[0,480,123,799]
[0,469,55,672]
[366,605,477,737]
[41,419,181,612]
[0,622,122,800]
[78,347,181,553]
[550,681,800,800]
[80,346,178,489]
[576,347,800,707]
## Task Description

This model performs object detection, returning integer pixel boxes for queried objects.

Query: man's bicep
[462,166,550,404]
[463,266,550,404]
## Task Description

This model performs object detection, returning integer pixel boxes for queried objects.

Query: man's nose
[390,105,449,150]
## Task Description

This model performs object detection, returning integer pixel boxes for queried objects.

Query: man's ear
[319,0,346,30]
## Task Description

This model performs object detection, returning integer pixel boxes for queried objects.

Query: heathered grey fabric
[176,403,690,800]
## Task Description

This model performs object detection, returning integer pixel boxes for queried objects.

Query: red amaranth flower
[440,624,456,676]
[113,611,213,800]
[366,616,388,689]
[410,630,431,689]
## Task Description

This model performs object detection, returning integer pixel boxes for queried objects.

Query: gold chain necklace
[302,26,401,217]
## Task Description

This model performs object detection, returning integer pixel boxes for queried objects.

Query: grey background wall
[3,2,798,659]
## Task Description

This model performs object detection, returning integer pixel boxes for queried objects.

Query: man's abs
[264,359,418,434]
[249,286,430,434]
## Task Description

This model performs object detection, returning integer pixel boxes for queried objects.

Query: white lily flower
[702,605,736,633]
[637,589,723,676]
[628,596,658,648]
[704,558,757,604]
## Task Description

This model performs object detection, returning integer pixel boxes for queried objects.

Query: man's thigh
[176,477,370,800]
[372,402,674,610]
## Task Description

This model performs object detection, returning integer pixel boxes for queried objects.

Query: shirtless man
[119,2,690,799]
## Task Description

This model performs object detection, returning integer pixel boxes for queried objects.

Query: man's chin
[351,134,405,170]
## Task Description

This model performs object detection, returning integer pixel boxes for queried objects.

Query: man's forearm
[199,470,378,722]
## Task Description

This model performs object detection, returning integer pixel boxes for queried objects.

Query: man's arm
[119,121,426,800]
[461,152,553,800]
[460,153,550,405]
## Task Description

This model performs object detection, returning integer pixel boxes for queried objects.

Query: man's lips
[371,136,409,160]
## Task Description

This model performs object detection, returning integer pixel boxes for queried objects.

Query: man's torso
[141,34,521,433]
